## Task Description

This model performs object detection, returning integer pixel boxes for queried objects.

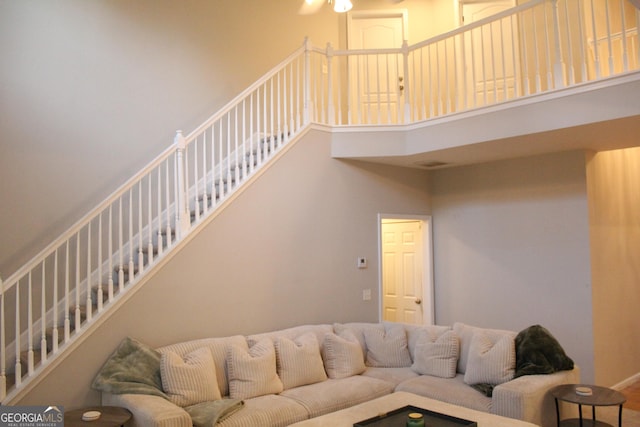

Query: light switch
[362,289,372,301]
[357,257,367,268]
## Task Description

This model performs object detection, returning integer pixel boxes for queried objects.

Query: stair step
[114,264,139,276]
[140,245,159,255]
[19,348,43,377]
[44,326,64,352]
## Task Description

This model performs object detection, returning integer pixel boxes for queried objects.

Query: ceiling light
[333,0,353,13]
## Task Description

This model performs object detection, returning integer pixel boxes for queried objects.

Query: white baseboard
[611,372,640,390]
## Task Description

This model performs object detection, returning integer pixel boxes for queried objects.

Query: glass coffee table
[550,384,626,427]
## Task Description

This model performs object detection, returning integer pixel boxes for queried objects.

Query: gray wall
[430,151,595,383]
[15,129,432,408]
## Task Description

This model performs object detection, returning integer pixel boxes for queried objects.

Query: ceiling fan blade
[298,0,325,15]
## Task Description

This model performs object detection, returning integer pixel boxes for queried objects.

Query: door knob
[415,298,422,305]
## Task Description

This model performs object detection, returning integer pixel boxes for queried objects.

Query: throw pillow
[160,347,222,407]
[334,322,384,356]
[227,338,283,399]
[322,331,366,379]
[405,324,452,361]
[453,322,516,374]
[463,332,515,386]
[411,330,459,378]
[274,333,327,389]
[91,336,167,398]
[363,324,412,367]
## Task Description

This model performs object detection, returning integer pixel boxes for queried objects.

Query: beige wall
[430,150,595,382]
[15,129,431,408]
[586,147,640,386]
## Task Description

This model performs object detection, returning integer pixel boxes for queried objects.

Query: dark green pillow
[92,336,167,398]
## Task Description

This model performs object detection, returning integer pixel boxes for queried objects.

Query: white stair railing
[2,0,639,403]
[0,42,310,403]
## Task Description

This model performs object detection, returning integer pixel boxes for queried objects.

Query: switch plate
[362,289,372,301]
[357,257,367,268]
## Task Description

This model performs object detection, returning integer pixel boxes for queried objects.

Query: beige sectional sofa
[100,322,579,427]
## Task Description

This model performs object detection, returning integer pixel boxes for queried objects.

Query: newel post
[174,131,191,239]
[303,37,312,125]
[326,42,335,125]
[550,0,566,88]
[401,40,411,124]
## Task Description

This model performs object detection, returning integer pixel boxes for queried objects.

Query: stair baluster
[40,262,47,364]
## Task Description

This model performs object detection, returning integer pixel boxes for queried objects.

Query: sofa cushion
[463,332,515,386]
[396,373,492,413]
[227,338,284,399]
[453,322,516,374]
[361,367,419,387]
[411,330,459,378]
[217,394,308,427]
[161,347,222,406]
[158,335,247,397]
[279,376,394,418]
[247,324,334,352]
[364,323,412,368]
[275,332,327,389]
[322,331,366,379]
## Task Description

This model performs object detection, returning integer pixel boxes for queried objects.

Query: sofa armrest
[101,393,191,427]
[491,366,580,427]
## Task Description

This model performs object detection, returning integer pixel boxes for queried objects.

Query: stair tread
[114,264,139,274]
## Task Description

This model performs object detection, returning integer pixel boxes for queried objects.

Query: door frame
[377,213,435,325]
[346,9,409,49]
[455,0,517,27]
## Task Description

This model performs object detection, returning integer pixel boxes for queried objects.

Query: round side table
[550,384,626,427]
[64,406,132,427]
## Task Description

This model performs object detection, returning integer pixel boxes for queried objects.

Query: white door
[460,0,520,107]
[381,219,427,325]
[347,11,407,124]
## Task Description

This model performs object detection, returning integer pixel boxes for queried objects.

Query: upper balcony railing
[2,0,639,403]
[308,0,640,126]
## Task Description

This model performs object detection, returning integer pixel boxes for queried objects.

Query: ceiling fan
[299,0,405,15]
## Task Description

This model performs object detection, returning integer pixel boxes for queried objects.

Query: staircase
[2,0,639,404]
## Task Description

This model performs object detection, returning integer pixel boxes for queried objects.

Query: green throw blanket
[185,399,245,427]
[514,324,574,377]
[91,337,168,398]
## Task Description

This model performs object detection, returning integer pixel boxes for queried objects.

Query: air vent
[417,161,450,169]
